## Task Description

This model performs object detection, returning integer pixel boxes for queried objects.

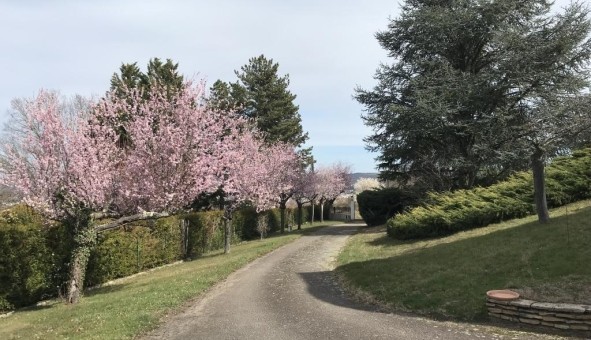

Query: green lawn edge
[336,200,591,321]
[0,221,339,340]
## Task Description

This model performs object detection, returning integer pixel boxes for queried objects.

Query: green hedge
[88,207,305,287]
[294,205,312,227]
[357,187,420,226]
[85,215,186,287]
[184,210,225,258]
[388,149,591,240]
[0,205,303,311]
[0,206,71,311]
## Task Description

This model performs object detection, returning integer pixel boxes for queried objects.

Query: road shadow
[298,270,384,313]
[302,224,360,237]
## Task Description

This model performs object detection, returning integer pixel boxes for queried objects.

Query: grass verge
[336,200,591,321]
[0,221,338,339]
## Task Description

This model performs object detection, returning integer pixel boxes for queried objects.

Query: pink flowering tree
[218,130,299,251]
[217,128,275,253]
[315,163,352,222]
[292,168,318,229]
[0,82,243,303]
[263,142,300,233]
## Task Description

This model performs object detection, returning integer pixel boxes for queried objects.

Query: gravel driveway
[142,223,566,340]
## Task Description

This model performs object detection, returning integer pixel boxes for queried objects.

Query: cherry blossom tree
[292,168,317,229]
[264,142,300,233]
[217,128,274,253]
[0,82,246,303]
[218,131,300,251]
[315,163,352,222]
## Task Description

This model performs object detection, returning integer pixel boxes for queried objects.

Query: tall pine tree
[110,58,184,100]
[106,58,185,147]
[210,55,311,163]
[356,0,591,195]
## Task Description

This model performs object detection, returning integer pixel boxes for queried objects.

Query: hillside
[337,200,591,321]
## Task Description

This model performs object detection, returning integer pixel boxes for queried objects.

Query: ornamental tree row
[291,163,352,228]
[0,81,299,304]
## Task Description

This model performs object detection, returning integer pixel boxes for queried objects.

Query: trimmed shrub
[357,187,420,226]
[388,149,591,240]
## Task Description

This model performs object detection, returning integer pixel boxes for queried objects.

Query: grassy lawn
[336,200,591,321]
[0,221,338,340]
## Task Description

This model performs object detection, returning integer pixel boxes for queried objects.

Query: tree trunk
[224,207,233,254]
[532,148,550,223]
[280,200,287,233]
[65,209,172,303]
[326,199,335,221]
[297,201,303,230]
[320,198,325,223]
[66,214,95,304]
[66,248,87,304]
[310,200,315,225]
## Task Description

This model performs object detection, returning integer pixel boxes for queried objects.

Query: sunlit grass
[0,221,338,339]
[337,200,591,320]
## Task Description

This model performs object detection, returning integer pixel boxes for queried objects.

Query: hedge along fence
[0,205,304,312]
[0,205,72,311]
[85,215,189,287]
[388,149,591,240]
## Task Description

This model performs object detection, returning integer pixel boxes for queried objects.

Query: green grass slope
[337,200,591,321]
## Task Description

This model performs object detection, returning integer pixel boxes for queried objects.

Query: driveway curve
[143,224,560,340]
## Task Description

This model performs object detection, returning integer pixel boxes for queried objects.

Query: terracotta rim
[486,289,520,301]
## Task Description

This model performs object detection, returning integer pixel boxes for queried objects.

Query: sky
[0,0,575,173]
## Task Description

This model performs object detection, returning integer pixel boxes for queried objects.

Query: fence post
[184,219,189,257]
[180,219,189,258]
[136,236,141,272]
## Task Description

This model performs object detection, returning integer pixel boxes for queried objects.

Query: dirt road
[142,224,561,339]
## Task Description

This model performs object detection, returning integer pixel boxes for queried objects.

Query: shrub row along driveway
[143,224,553,340]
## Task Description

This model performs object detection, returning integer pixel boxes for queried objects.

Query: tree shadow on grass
[12,302,55,314]
[366,233,432,247]
[85,282,128,297]
[357,227,387,234]
[334,257,588,338]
